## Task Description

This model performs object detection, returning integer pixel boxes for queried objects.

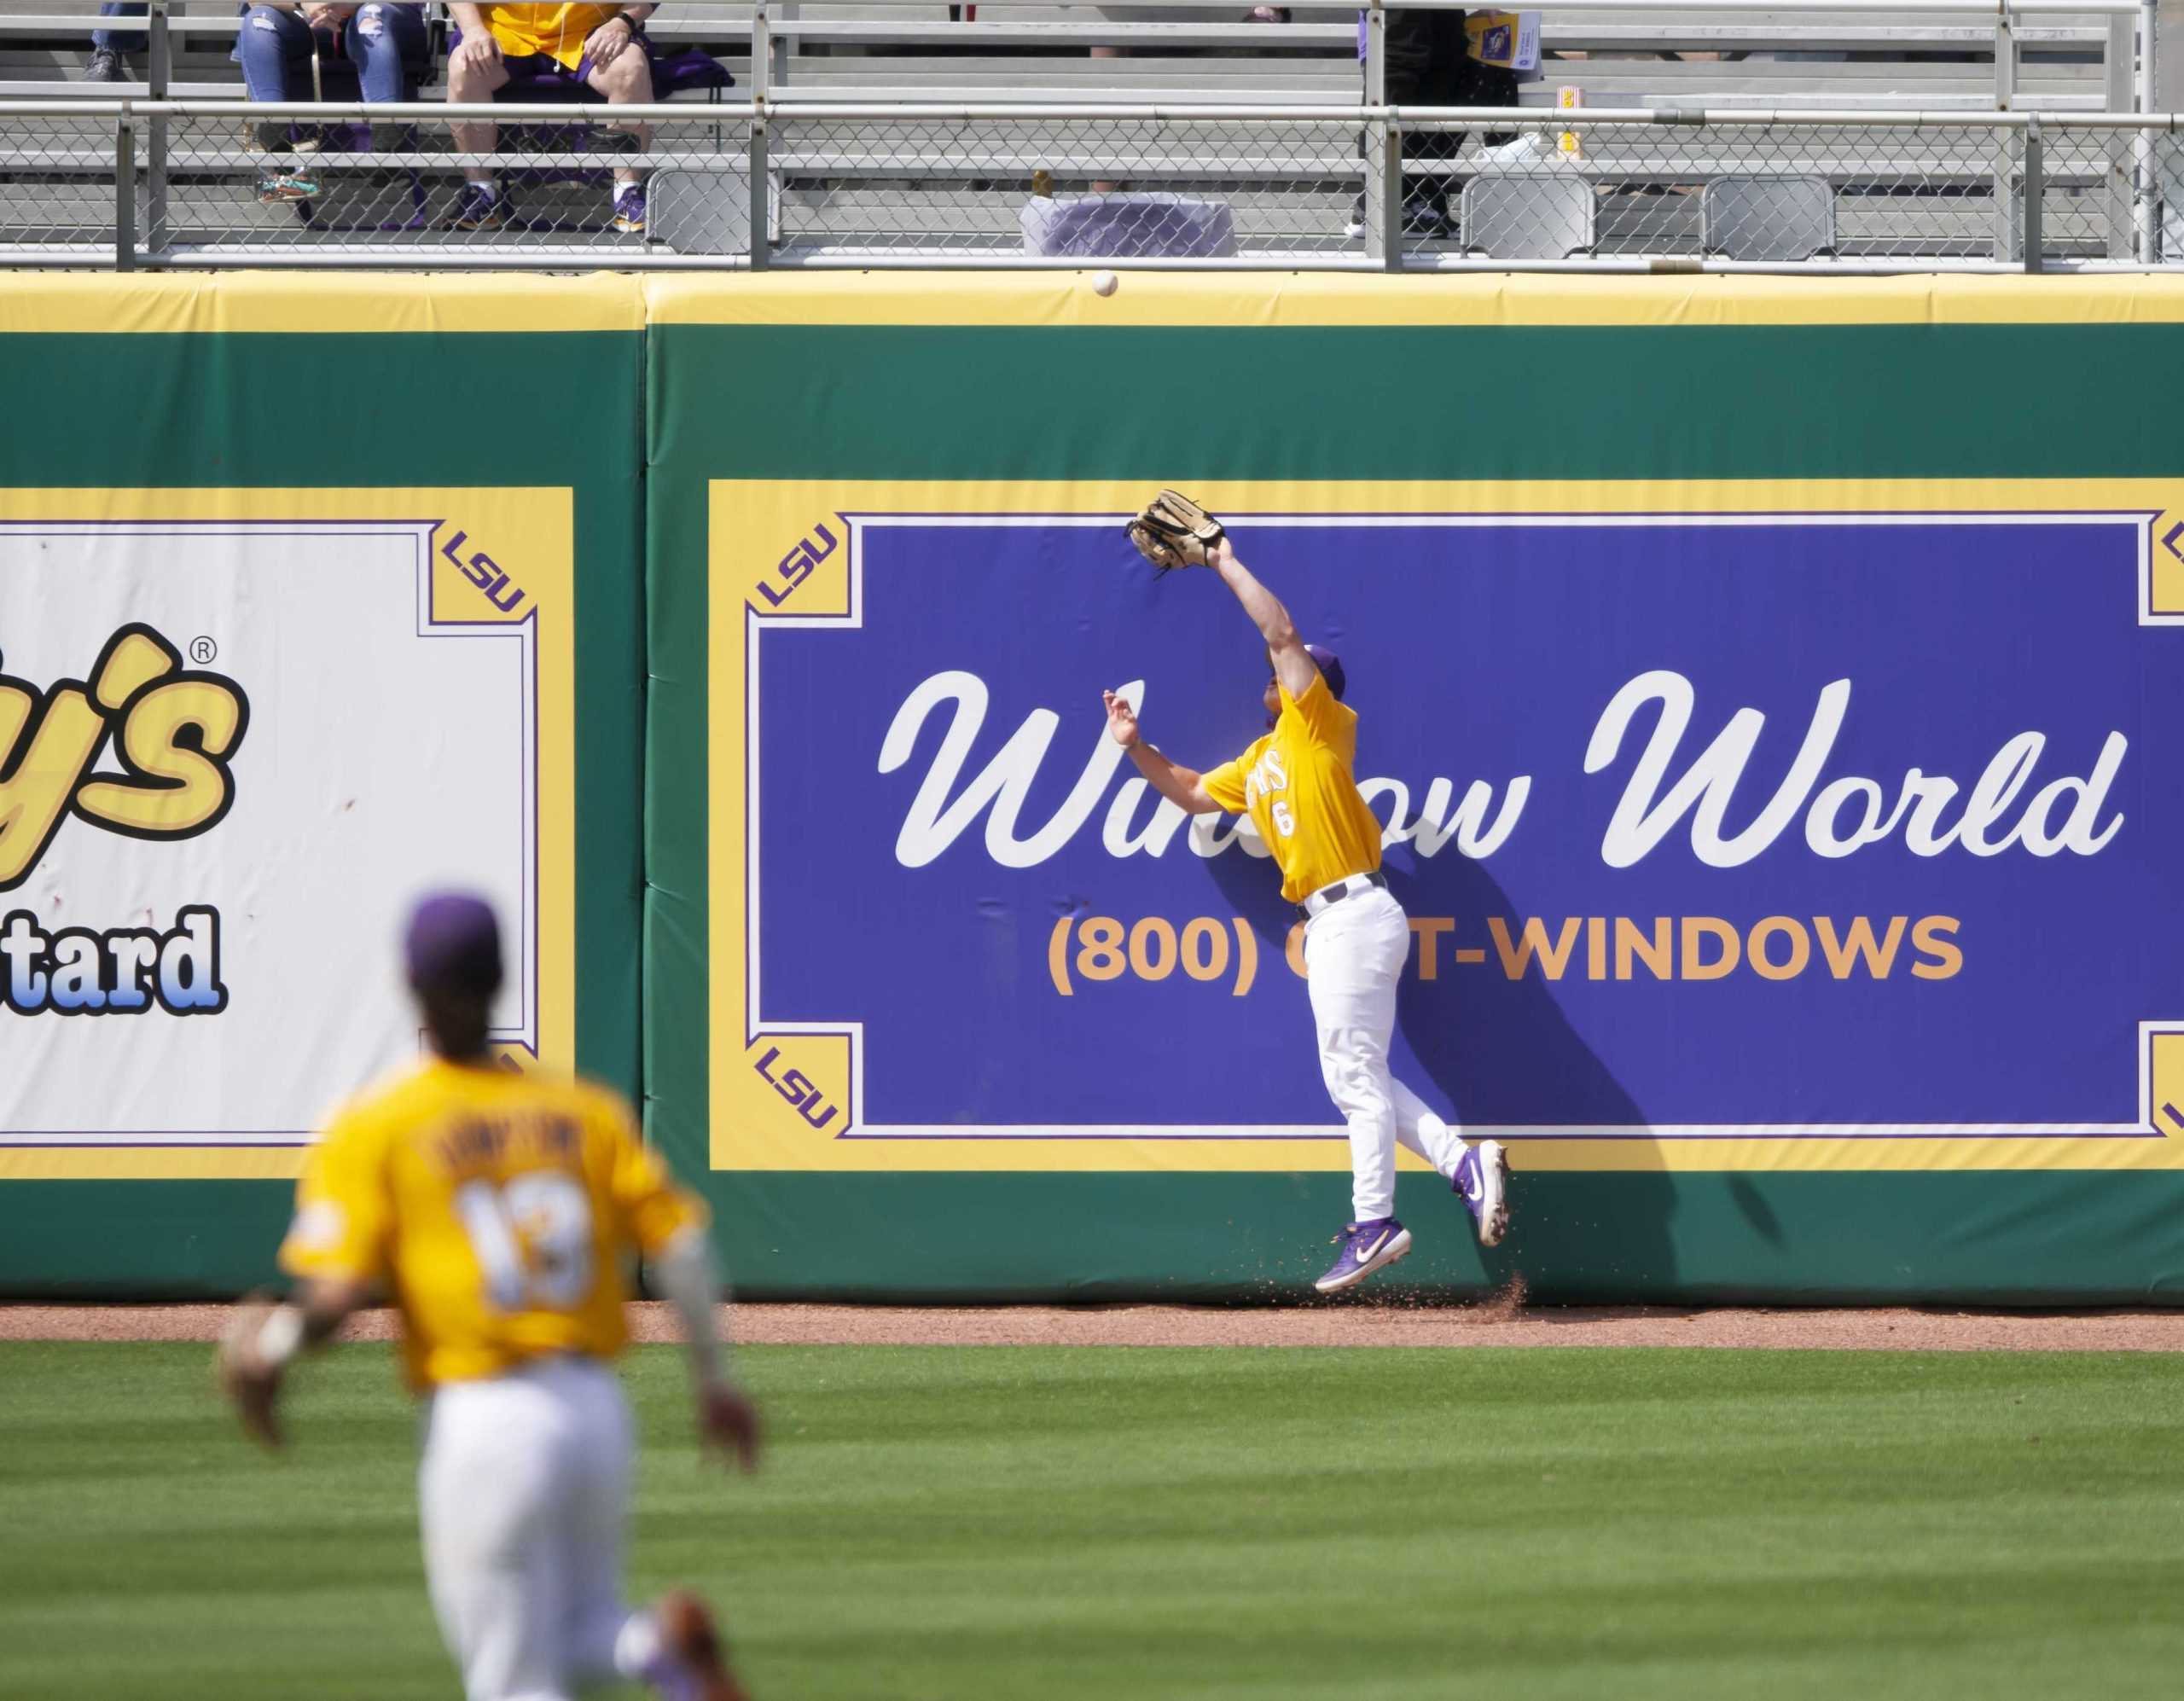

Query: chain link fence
[764,111,1363,261]
[0,101,2180,269]
[0,107,127,260]
[126,103,750,261]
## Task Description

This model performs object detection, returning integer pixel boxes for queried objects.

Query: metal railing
[0,0,2167,270]
[1,99,2178,270]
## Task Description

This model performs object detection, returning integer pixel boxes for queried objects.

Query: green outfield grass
[3,1341,2181,1700]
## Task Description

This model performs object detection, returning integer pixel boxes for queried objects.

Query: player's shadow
[1202,839,1679,1301]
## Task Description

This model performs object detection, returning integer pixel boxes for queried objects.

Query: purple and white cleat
[1312,1216,1412,1293]
[1454,1140,1511,1247]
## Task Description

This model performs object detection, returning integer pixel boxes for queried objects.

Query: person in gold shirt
[1104,496,1511,1293]
[217,892,758,1701]
[443,2,659,232]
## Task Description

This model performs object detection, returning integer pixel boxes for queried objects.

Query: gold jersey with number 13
[280,1057,706,1390]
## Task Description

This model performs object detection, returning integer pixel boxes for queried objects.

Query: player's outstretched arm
[1209,540,1318,702]
[1104,689,1223,815]
[654,1226,763,1472]
[215,1275,371,1449]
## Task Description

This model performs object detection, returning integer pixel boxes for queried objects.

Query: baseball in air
[1092,270,1118,296]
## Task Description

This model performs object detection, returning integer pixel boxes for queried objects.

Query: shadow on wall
[1201,826,1683,1302]
[1389,853,1677,1301]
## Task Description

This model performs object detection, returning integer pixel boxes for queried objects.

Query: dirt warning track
[6,1302,2184,1351]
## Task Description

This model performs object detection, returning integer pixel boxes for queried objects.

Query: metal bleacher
[0,0,2135,106]
[0,0,2167,267]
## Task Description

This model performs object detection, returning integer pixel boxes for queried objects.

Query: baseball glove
[1126,490,1226,573]
[216,1293,290,1449]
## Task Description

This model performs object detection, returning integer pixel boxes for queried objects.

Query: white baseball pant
[418,1355,671,1701]
[1302,883,1468,1222]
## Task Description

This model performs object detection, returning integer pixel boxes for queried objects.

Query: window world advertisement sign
[706,478,2184,1177]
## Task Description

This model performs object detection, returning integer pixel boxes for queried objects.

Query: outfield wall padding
[0,276,647,1293]
[10,272,2184,1302]
[642,273,2184,1304]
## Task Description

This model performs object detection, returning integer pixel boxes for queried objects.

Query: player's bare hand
[215,1301,288,1450]
[1102,689,1141,749]
[698,1380,762,1473]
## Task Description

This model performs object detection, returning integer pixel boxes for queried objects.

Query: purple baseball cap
[404,892,502,996]
[1304,644,1347,701]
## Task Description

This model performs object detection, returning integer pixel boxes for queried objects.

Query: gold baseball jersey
[485,3,626,67]
[280,1057,705,1390]
[1199,671,1384,903]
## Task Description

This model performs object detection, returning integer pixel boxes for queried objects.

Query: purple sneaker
[613,184,647,234]
[445,182,508,231]
[1454,1140,1510,1247]
[1312,1217,1412,1294]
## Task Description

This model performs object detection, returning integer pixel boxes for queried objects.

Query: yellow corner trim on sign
[2151,508,2184,618]
[723,1035,857,1170]
[2150,1030,2184,1141]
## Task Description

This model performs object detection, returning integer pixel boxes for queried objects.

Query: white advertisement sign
[0,491,575,1176]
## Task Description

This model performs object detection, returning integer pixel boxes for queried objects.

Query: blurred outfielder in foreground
[218,892,760,1701]
[1112,492,1512,1294]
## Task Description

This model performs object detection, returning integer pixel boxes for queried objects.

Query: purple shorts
[497,49,596,89]
[501,43,732,95]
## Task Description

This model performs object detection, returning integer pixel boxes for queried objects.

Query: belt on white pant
[1298,869,1388,921]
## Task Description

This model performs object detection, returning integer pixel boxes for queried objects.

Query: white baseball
[1091,270,1118,297]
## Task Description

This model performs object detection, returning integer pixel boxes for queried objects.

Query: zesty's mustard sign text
[0,624,247,1017]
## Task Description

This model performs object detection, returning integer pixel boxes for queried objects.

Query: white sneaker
[1455,1140,1511,1247]
[1313,1218,1414,1293]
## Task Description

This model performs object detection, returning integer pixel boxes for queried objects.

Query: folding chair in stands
[648,161,782,254]
[1701,176,1836,262]
[1456,173,1595,259]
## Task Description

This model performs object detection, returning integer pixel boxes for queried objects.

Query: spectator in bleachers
[82,3,146,82]
[1375,8,1520,236]
[238,3,431,204]
[444,2,658,235]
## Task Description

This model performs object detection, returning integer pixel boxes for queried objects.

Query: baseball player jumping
[217,892,760,1701]
[1107,492,1510,1293]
